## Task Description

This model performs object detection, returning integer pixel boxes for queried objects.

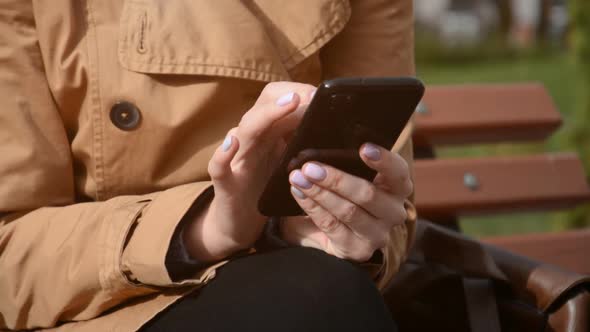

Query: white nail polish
[276,92,295,106]
[221,136,232,152]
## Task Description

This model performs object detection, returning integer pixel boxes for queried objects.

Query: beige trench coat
[0,0,416,330]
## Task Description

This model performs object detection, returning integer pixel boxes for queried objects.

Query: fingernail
[276,92,295,106]
[303,163,326,181]
[290,170,312,189]
[362,143,381,161]
[309,89,317,100]
[221,136,232,152]
[291,186,307,199]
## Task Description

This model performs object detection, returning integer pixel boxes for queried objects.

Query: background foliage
[415,3,589,237]
[564,0,590,228]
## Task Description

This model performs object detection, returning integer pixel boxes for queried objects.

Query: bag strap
[463,278,502,332]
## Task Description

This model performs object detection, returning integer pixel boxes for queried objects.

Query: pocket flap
[118,0,351,82]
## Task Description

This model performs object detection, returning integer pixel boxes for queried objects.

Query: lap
[140,247,396,332]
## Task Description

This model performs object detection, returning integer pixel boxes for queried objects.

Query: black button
[110,101,141,131]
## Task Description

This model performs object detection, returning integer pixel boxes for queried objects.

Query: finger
[255,82,316,107]
[272,103,308,142]
[359,143,413,197]
[238,92,300,143]
[227,127,238,137]
[208,135,239,186]
[298,161,397,221]
[291,187,378,262]
[288,183,358,255]
[291,185,375,262]
[250,83,316,140]
[290,170,390,248]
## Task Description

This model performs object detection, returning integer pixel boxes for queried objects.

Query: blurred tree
[538,0,550,44]
[564,0,590,228]
[496,0,512,40]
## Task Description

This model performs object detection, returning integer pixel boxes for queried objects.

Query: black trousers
[140,247,397,332]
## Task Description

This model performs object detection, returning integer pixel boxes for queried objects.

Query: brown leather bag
[384,221,590,332]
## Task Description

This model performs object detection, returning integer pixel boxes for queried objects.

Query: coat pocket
[118,0,351,82]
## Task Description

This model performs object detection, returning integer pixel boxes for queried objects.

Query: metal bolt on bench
[462,172,479,191]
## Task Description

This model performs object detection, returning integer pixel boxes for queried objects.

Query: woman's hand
[184,82,316,262]
[281,145,413,262]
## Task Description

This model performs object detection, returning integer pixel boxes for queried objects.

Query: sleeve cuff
[121,182,219,287]
[165,186,215,282]
[254,216,292,253]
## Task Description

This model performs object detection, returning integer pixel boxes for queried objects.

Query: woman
[0,0,416,331]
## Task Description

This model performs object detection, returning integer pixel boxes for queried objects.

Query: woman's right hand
[183,82,317,263]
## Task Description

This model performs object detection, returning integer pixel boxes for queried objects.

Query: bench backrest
[412,83,590,220]
[411,83,590,274]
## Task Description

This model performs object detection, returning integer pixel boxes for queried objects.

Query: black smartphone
[258,77,424,216]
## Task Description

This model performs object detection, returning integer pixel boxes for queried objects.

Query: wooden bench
[411,83,590,275]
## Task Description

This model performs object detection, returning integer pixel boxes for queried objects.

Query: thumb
[208,134,239,192]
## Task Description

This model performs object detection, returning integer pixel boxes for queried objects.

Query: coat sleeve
[319,0,417,291]
[0,2,217,330]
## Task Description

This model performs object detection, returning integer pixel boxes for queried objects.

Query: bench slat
[414,153,590,218]
[484,230,590,275]
[413,83,562,147]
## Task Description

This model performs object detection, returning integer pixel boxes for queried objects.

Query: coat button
[110,101,141,131]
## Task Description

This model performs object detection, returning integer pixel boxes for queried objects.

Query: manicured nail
[291,186,307,199]
[290,170,312,189]
[303,163,326,181]
[362,143,381,161]
[221,136,232,152]
[276,92,295,106]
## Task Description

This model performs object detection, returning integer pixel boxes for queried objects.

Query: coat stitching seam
[86,0,106,200]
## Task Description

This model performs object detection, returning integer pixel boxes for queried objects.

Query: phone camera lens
[330,94,353,111]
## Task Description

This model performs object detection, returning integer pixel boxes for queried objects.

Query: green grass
[416,53,590,238]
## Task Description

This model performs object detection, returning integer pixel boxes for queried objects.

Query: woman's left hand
[281,143,413,262]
